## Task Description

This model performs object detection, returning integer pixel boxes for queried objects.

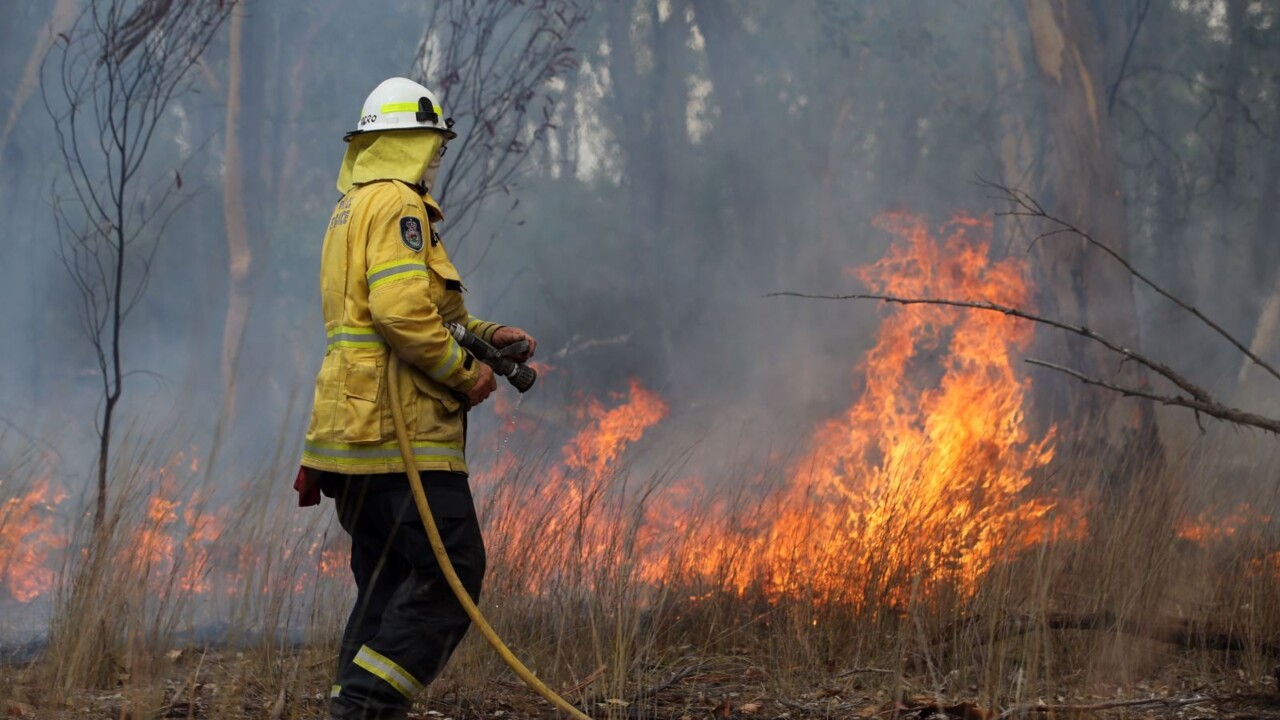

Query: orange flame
[764,212,1068,603]
[0,478,68,602]
[635,213,1075,605]
[1176,503,1272,544]
[481,379,668,592]
[12,211,1278,612]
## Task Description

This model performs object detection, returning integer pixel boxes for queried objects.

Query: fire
[483,212,1077,607]
[480,379,668,592]
[629,213,1073,605]
[0,478,68,602]
[1176,503,1271,543]
[564,379,666,478]
[120,452,231,595]
[756,212,1068,604]
[8,210,1274,618]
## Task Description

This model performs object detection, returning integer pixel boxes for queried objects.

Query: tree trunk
[691,0,759,270]
[1022,0,1160,464]
[1202,0,1249,366]
[0,0,79,157]
[1234,42,1280,410]
[602,0,673,376]
[277,12,327,215]
[220,5,251,418]
[992,0,1039,256]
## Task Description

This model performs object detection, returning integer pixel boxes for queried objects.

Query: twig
[768,291,1280,434]
[306,653,338,670]
[999,694,1211,719]
[561,663,607,696]
[836,666,896,678]
[768,292,1212,405]
[628,663,702,702]
[1106,0,1151,113]
[1026,359,1280,434]
[581,661,705,709]
[982,179,1280,386]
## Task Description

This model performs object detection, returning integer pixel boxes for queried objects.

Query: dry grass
[1,424,1278,719]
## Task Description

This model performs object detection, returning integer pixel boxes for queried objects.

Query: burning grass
[2,213,1279,717]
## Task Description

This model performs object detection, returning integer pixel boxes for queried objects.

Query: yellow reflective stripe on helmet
[353,645,423,698]
[425,338,464,382]
[379,101,443,116]
[367,260,429,292]
[326,326,385,349]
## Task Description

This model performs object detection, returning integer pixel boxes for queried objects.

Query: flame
[481,379,668,592]
[564,379,666,477]
[1176,503,1272,543]
[9,210,1277,614]
[480,211,1078,606]
[761,212,1067,603]
[636,212,1074,605]
[0,478,68,602]
[1248,551,1280,579]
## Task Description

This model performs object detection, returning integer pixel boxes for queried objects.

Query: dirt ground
[3,647,1278,720]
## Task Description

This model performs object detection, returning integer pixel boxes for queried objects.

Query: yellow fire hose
[386,353,592,720]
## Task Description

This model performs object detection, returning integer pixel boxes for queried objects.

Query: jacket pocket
[340,358,383,442]
[426,255,464,300]
[410,368,462,416]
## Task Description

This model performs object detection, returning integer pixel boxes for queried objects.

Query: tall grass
[1,423,1277,717]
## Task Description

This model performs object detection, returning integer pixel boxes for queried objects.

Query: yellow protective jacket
[301,130,501,476]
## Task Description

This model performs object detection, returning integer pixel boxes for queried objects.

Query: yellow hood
[336,129,446,220]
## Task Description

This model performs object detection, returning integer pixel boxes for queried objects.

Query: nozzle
[507,363,536,393]
[445,322,537,393]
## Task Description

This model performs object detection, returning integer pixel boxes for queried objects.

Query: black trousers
[319,471,486,720]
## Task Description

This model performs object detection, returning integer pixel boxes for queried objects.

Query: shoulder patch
[399,216,425,252]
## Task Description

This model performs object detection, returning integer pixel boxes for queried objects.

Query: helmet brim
[343,126,459,143]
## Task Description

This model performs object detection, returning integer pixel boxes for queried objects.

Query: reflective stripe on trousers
[321,471,486,720]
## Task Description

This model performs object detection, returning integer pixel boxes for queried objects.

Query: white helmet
[343,77,456,142]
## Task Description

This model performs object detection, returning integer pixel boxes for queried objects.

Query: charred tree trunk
[1022,0,1160,466]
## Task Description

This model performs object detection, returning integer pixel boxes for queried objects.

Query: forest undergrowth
[1,428,1278,719]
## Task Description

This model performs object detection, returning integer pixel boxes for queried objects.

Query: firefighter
[294,76,536,720]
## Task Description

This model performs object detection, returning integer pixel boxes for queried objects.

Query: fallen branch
[938,612,1280,657]
[836,666,896,678]
[580,660,706,711]
[561,663,607,696]
[999,694,1212,719]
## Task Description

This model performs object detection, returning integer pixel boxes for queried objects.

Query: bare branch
[771,288,1280,435]
[1106,0,1152,113]
[41,0,233,528]
[1025,360,1280,434]
[981,179,1280,385]
[768,291,1215,406]
[414,0,590,252]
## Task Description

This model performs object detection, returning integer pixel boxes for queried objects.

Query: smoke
[2,0,1280,620]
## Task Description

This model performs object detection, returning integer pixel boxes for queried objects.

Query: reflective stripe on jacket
[301,179,501,475]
